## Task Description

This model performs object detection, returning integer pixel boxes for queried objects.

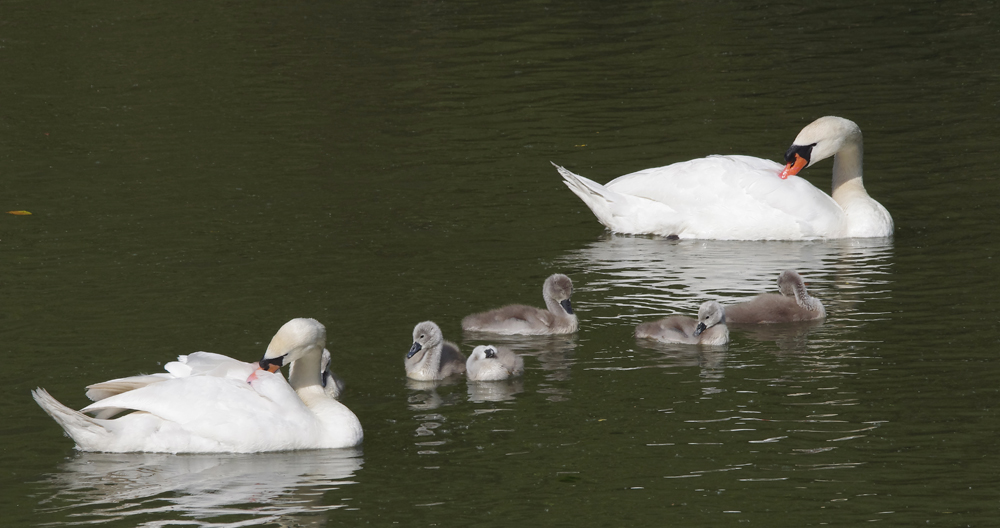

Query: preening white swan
[32,318,363,453]
[556,116,893,240]
[462,274,578,335]
[635,301,729,345]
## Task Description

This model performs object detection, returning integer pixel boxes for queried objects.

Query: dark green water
[3,1,999,526]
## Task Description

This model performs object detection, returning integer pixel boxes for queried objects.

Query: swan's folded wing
[80,375,310,448]
[608,156,845,239]
[85,374,174,401]
[166,352,256,379]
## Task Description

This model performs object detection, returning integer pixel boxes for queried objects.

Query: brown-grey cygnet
[635,301,729,345]
[461,274,579,335]
[725,270,826,324]
[406,321,467,380]
[466,345,525,381]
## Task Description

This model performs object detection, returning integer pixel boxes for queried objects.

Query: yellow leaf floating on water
[7,210,32,215]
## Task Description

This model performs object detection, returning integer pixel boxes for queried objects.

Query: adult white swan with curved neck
[555,116,893,240]
[32,318,363,453]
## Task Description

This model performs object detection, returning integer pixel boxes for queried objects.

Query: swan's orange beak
[246,362,281,383]
[779,153,808,179]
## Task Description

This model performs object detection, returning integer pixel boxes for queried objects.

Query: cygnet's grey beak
[560,299,574,315]
[485,348,497,359]
[694,322,707,336]
[407,342,422,359]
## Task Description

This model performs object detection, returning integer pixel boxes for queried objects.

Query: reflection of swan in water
[556,236,893,327]
[36,448,362,527]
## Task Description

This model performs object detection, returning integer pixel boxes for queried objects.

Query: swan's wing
[607,156,846,239]
[166,352,256,380]
[85,374,174,402]
[80,374,311,449]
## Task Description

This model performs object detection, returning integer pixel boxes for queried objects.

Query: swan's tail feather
[32,388,109,449]
[552,162,624,228]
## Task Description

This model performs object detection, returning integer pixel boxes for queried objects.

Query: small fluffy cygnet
[635,301,729,345]
[725,270,826,324]
[466,345,525,381]
[461,273,579,335]
[406,321,467,380]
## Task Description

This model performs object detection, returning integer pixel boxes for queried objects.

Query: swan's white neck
[288,346,324,391]
[830,137,869,205]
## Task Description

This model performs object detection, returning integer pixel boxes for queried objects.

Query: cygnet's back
[406,321,467,380]
[466,345,525,381]
[462,273,578,335]
[725,270,825,324]
[635,301,729,345]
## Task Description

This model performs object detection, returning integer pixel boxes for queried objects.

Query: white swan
[462,274,578,335]
[635,301,729,345]
[555,116,893,240]
[466,345,525,381]
[32,318,363,453]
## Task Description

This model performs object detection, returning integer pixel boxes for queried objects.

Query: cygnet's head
[694,301,726,336]
[781,116,861,177]
[544,273,575,314]
[258,318,327,372]
[777,269,806,296]
[408,321,443,359]
[470,345,499,361]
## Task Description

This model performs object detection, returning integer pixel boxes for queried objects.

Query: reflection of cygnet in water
[462,274,578,335]
[635,301,729,345]
[467,377,525,402]
[406,321,466,380]
[466,345,525,381]
[725,270,825,323]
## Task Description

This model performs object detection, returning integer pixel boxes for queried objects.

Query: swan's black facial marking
[784,143,816,165]
[258,355,284,372]
[560,299,574,315]
[407,342,422,359]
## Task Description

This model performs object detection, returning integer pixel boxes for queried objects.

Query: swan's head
[408,321,443,359]
[694,301,726,336]
[776,270,806,296]
[543,273,575,315]
[779,116,861,179]
[470,345,499,361]
[258,318,327,372]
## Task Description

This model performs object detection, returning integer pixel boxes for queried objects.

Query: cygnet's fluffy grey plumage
[635,301,729,345]
[466,345,525,381]
[461,274,579,335]
[725,270,825,324]
[406,321,467,380]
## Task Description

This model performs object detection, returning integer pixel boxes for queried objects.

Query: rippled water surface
[4,0,1000,526]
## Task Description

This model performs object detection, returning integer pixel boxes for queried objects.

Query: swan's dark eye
[419,334,425,339]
